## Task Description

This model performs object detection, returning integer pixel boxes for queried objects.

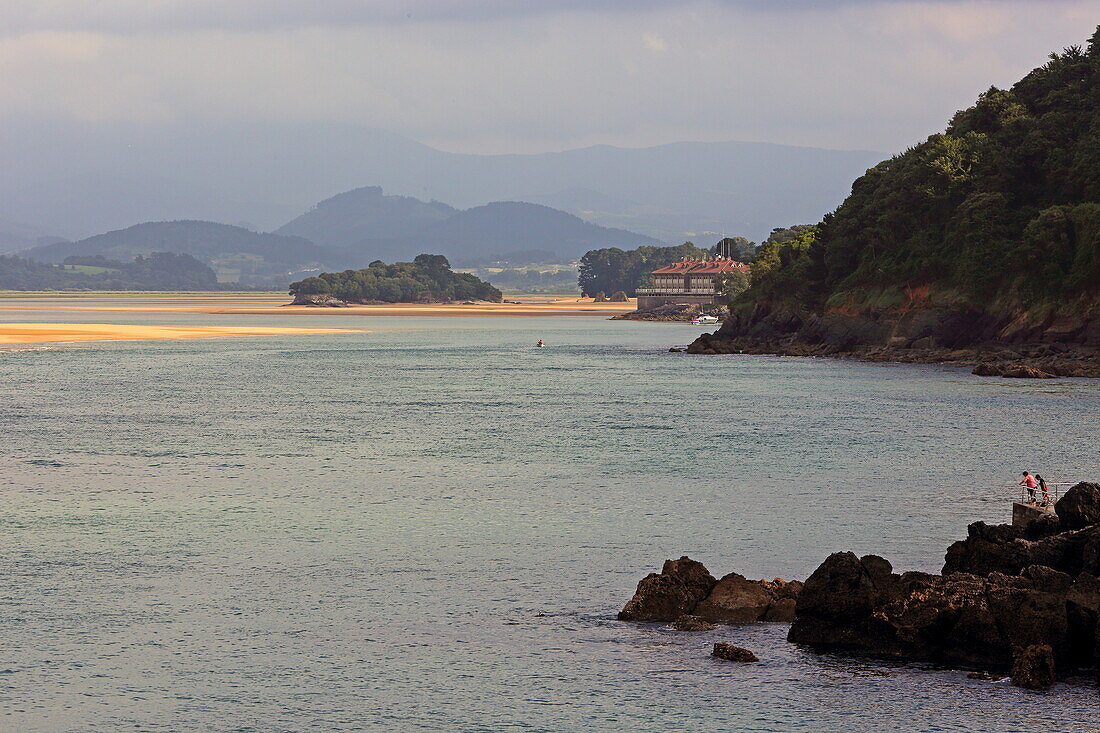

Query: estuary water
[1,309,1098,732]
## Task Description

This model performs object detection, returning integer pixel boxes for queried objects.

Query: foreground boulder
[1011,645,1056,690]
[711,643,758,662]
[693,573,803,623]
[617,557,716,621]
[789,554,1074,671]
[1056,482,1100,530]
[619,558,802,624]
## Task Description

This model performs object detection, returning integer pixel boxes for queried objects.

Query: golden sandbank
[0,323,363,344]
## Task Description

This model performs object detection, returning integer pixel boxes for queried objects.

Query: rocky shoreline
[619,481,1100,689]
[613,303,728,322]
[686,334,1100,378]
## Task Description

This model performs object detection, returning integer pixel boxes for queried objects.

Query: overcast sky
[0,0,1095,154]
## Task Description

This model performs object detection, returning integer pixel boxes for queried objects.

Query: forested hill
[289,254,501,304]
[700,28,1100,352]
[0,252,220,290]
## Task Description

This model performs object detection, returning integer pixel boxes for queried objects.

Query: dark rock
[291,293,348,307]
[972,362,1004,376]
[762,578,804,622]
[985,566,1071,665]
[789,554,1076,671]
[671,614,716,632]
[711,643,758,663]
[943,520,1098,578]
[1011,645,1056,690]
[693,573,772,623]
[692,574,802,624]
[1002,365,1058,379]
[1065,573,1100,668]
[1055,482,1100,530]
[617,556,716,622]
[788,552,899,650]
[882,571,1007,668]
[668,347,683,352]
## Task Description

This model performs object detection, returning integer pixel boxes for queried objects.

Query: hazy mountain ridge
[18,190,659,285]
[23,220,331,284]
[0,117,882,243]
[276,186,456,248]
[332,200,659,266]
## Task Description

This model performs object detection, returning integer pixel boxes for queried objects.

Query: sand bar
[0,323,363,344]
[0,296,635,317]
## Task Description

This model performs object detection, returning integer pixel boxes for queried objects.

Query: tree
[716,270,751,303]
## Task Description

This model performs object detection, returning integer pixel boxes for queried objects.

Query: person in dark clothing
[1036,474,1050,505]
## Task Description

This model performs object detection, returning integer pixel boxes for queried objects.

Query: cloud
[0,0,1043,35]
[643,32,670,53]
[0,0,1094,156]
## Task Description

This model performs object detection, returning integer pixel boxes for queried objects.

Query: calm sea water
[1,309,1098,732]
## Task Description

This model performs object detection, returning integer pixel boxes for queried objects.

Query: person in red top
[1020,471,1038,503]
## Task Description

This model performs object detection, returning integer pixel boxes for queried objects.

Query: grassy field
[60,264,122,275]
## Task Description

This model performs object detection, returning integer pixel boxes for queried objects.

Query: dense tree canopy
[577,242,711,296]
[0,252,219,290]
[741,29,1100,317]
[288,254,502,303]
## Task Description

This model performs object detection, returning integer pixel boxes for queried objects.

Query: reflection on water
[1,311,1098,731]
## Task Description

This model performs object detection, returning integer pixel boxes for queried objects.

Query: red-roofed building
[636,257,750,309]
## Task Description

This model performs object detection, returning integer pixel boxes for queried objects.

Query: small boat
[536,340,544,347]
[691,314,720,325]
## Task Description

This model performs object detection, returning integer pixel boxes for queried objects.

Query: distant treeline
[289,254,502,303]
[472,267,579,293]
[576,230,804,297]
[0,252,222,290]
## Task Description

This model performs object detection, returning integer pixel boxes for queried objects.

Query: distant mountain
[276,186,455,248]
[341,200,659,265]
[0,217,65,254]
[18,191,657,285]
[22,221,331,285]
[0,116,882,242]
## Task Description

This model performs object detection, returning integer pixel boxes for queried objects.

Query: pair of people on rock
[1019,471,1050,505]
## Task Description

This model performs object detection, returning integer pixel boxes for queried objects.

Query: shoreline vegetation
[688,30,1100,377]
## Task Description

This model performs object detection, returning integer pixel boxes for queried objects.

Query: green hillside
[715,27,1100,349]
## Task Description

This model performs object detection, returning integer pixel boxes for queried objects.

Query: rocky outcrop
[686,300,1100,377]
[789,482,1100,681]
[618,558,801,624]
[617,557,716,622]
[711,643,758,662]
[693,573,803,623]
[1056,482,1100,530]
[789,559,1073,671]
[1011,645,1056,690]
[613,303,728,322]
[291,293,348,307]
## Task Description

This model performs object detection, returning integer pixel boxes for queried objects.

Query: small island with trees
[288,254,503,305]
